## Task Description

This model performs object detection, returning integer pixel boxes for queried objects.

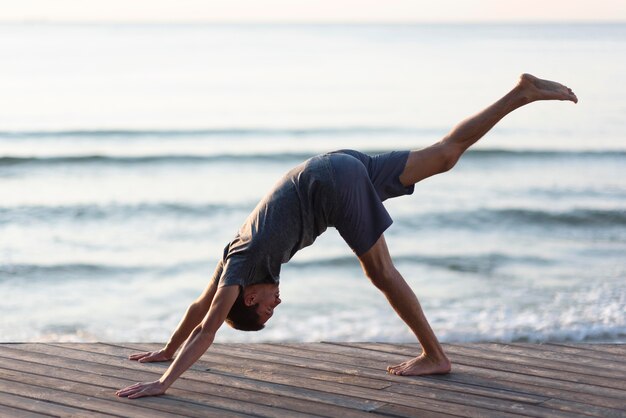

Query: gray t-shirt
[217,149,413,288]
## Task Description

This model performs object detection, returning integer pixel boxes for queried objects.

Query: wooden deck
[0,343,624,417]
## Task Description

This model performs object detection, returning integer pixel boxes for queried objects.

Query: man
[116,74,577,399]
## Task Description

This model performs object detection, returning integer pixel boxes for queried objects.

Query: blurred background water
[0,23,624,343]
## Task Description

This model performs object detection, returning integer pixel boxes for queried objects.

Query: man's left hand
[115,380,167,399]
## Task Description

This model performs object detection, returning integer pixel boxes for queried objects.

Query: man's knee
[365,264,400,291]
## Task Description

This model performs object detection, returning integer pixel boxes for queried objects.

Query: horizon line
[2,19,626,26]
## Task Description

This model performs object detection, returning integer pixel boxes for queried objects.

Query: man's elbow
[191,324,216,344]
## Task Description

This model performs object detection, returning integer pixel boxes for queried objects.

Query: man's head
[225,283,281,331]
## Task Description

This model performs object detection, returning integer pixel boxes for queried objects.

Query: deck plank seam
[369,401,468,418]
[94,343,393,412]
[410,342,625,376]
[444,343,626,377]
[0,388,123,418]
[107,341,397,391]
[277,342,559,405]
[33,344,388,415]
[0,365,264,418]
[446,355,626,389]
[0,391,62,418]
[201,342,560,409]
[380,383,591,418]
[547,343,626,354]
[3,343,624,418]
[322,342,626,404]
[507,343,626,364]
[0,353,298,418]
[201,367,475,414]
[351,342,626,391]
[0,371,138,418]
[191,354,527,418]
[250,340,626,405]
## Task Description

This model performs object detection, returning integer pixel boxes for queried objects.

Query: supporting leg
[399,73,577,186]
[359,235,451,376]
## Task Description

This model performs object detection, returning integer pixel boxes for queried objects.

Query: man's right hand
[128,349,173,363]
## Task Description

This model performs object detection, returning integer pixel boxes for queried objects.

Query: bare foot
[517,73,578,104]
[387,353,452,376]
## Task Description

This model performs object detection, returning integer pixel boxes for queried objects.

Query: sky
[1,0,625,23]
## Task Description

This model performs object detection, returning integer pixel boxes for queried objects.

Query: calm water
[0,23,624,343]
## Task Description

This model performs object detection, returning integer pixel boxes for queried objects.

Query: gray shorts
[328,149,414,256]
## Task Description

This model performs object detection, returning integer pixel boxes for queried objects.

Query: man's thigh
[398,143,457,187]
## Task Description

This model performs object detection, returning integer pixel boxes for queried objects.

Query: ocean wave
[0,259,212,281]
[0,252,545,282]
[288,252,551,274]
[0,153,315,167]
[396,207,626,229]
[2,204,624,231]
[1,149,623,167]
[0,263,145,279]
[0,202,252,224]
[0,126,425,139]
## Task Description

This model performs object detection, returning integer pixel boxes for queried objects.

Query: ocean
[0,23,624,343]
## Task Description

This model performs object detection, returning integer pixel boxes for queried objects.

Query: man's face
[254,284,281,325]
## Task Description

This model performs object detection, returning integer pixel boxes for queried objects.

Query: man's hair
[225,287,265,331]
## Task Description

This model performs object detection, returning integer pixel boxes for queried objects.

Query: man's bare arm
[116,284,239,399]
[128,266,221,362]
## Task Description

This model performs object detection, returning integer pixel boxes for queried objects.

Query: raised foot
[518,73,578,103]
[387,353,452,376]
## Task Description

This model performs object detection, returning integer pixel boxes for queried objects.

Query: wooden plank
[469,343,626,373]
[112,344,548,418]
[225,342,549,405]
[0,390,111,418]
[53,343,386,414]
[0,352,302,418]
[210,361,545,417]
[95,345,510,416]
[0,366,252,418]
[24,343,387,415]
[372,403,457,418]
[204,342,550,404]
[311,342,626,409]
[538,398,626,418]
[386,382,625,418]
[324,343,626,411]
[1,342,623,418]
[0,402,49,418]
[38,344,520,418]
[0,371,184,418]
[442,344,626,383]
[549,343,626,356]
[244,343,626,417]
[0,344,377,417]
[114,343,459,418]
[204,344,587,418]
[351,342,626,392]
[113,342,391,390]
[0,390,115,418]
[509,343,626,364]
[355,342,626,395]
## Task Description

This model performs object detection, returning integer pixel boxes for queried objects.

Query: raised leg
[399,73,577,186]
[359,235,451,375]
